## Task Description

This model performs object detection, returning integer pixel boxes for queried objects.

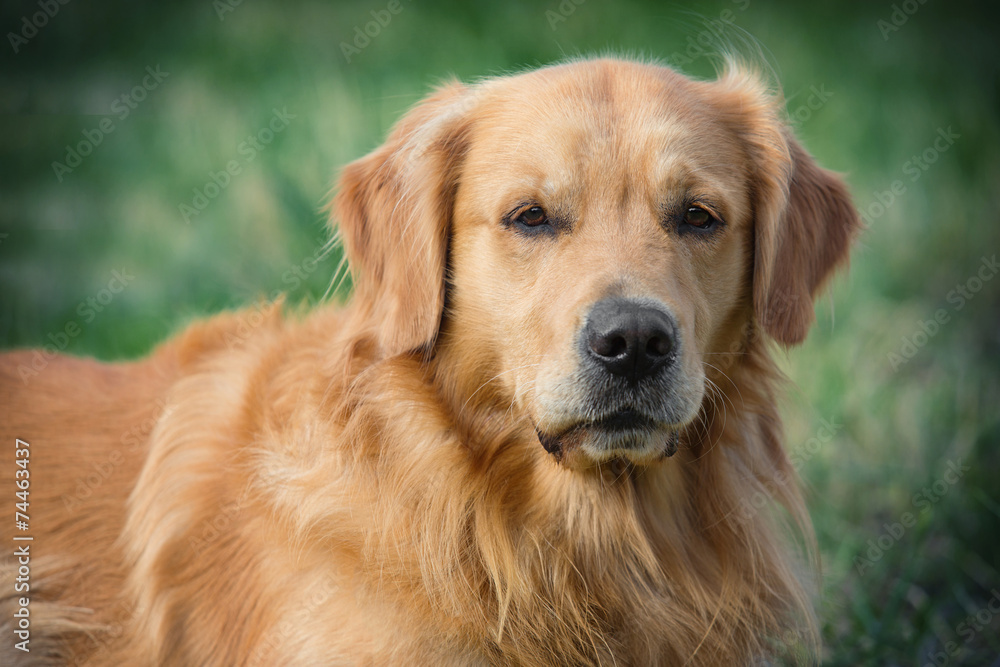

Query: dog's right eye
[516,205,549,228]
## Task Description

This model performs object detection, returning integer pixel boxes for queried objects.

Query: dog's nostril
[591,332,629,358]
[646,333,672,358]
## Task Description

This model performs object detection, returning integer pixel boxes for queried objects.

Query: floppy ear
[753,132,860,345]
[333,81,473,357]
[712,65,861,346]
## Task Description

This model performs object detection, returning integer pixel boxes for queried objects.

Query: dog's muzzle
[534,297,685,464]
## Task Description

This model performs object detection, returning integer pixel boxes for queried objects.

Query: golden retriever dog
[1,57,859,665]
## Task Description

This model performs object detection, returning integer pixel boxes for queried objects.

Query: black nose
[584,298,677,383]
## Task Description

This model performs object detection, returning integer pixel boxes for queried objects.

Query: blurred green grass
[2,0,998,664]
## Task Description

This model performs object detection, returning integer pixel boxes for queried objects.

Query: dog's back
[0,350,173,663]
[0,306,285,664]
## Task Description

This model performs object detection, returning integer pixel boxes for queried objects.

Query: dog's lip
[534,409,680,460]
[585,408,658,432]
[548,408,662,436]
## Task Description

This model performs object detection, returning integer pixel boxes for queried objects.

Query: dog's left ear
[711,65,861,346]
[333,81,474,357]
[754,132,861,345]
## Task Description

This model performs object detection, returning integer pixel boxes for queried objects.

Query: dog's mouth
[589,408,658,432]
[535,408,680,465]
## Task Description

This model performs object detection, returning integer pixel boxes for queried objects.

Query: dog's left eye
[516,205,549,227]
[682,206,717,230]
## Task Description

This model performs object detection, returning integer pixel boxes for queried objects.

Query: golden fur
[0,58,859,665]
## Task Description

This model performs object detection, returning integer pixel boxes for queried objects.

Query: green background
[2,0,998,663]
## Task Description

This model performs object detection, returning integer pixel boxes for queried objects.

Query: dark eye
[516,205,549,227]
[682,206,716,230]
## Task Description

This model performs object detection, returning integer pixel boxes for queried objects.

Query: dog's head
[335,58,858,468]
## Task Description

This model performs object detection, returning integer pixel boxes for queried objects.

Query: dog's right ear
[707,63,860,346]
[333,81,474,358]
